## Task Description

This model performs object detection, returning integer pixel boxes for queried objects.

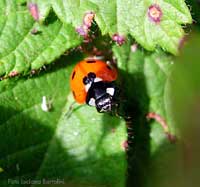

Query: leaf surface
[113,42,176,186]
[0,56,127,187]
[0,1,81,77]
[32,0,192,54]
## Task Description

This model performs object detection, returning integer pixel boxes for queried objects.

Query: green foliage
[0,1,81,77]
[0,55,126,187]
[145,33,200,187]
[0,0,192,77]
[113,42,176,186]
[31,0,192,54]
[0,1,194,187]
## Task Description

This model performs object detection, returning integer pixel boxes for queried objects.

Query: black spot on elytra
[72,91,76,98]
[86,60,96,63]
[71,71,76,80]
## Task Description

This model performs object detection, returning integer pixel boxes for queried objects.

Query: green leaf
[0,55,127,187]
[112,42,176,186]
[31,0,192,54]
[166,33,200,187]
[35,99,127,187]
[0,1,81,77]
[145,33,200,187]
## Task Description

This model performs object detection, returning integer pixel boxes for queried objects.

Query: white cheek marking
[106,87,115,96]
[88,98,96,106]
[84,77,102,91]
[94,77,102,82]
[85,83,92,92]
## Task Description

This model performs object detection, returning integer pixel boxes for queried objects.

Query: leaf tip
[83,11,95,28]
[76,26,88,37]
[9,71,19,78]
[121,140,128,151]
[148,4,163,24]
[131,44,138,53]
[31,28,42,35]
[112,34,126,46]
[28,2,40,21]
[76,11,95,38]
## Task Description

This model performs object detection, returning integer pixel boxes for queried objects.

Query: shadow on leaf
[119,68,151,187]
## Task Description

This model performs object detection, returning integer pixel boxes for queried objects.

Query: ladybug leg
[64,101,76,118]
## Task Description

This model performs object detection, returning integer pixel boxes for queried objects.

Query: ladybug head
[85,80,117,113]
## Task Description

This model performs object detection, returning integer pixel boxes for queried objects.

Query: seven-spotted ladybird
[70,59,118,112]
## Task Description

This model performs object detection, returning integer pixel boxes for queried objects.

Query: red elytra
[70,60,117,104]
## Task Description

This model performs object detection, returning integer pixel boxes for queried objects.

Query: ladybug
[70,59,118,112]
